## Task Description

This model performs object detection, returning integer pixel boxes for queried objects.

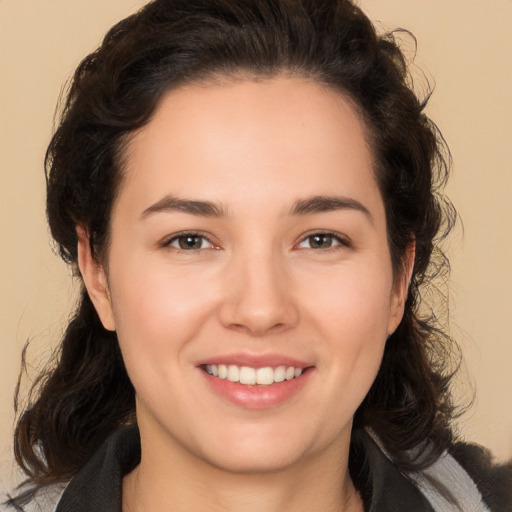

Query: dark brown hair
[12,0,457,501]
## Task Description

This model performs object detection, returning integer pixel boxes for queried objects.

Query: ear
[77,225,116,331]
[387,241,415,336]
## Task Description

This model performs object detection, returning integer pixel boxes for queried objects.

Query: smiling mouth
[202,364,304,386]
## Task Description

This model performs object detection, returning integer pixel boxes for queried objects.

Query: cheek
[107,258,220,362]
[106,261,223,427]
[302,259,393,336]
[299,260,392,389]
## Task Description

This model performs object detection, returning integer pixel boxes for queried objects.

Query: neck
[122,425,363,512]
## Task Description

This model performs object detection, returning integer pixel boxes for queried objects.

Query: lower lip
[201,369,312,409]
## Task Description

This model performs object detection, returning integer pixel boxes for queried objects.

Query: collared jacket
[5,426,512,512]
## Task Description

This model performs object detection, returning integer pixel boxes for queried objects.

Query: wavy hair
[12,0,458,500]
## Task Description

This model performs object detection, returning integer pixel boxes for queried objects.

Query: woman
[6,0,511,510]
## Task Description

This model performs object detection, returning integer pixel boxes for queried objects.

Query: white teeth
[239,366,256,385]
[227,365,239,382]
[204,364,304,385]
[256,367,274,385]
[218,364,227,379]
[274,366,286,383]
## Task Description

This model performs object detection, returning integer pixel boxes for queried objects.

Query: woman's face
[83,77,409,473]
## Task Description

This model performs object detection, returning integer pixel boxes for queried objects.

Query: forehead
[117,76,381,219]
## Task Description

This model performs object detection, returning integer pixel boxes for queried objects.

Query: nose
[219,251,299,336]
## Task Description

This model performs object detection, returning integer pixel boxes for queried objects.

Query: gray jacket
[6,426,512,512]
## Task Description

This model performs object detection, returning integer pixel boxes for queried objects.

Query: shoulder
[358,429,512,512]
[448,441,512,512]
[402,439,511,512]
[2,483,66,512]
[2,426,139,512]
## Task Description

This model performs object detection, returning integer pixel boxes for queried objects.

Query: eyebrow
[290,195,373,223]
[141,195,226,219]
[140,193,372,222]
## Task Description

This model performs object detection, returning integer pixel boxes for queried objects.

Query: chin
[190,423,323,475]
[201,444,309,475]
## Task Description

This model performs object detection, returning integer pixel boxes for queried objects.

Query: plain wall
[1,0,511,492]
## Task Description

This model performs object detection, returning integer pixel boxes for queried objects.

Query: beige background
[1,0,511,492]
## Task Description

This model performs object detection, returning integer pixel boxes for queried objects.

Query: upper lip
[196,352,313,369]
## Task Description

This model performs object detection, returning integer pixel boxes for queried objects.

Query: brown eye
[297,233,346,250]
[167,233,212,250]
[308,234,334,249]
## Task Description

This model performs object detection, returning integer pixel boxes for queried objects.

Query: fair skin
[78,76,413,512]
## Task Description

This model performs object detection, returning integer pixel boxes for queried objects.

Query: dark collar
[56,426,434,512]
[56,427,140,512]
[350,431,434,512]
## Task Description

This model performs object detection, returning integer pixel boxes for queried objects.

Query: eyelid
[295,230,351,250]
[160,230,219,250]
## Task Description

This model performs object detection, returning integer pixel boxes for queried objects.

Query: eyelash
[161,230,350,252]
[161,231,216,252]
[296,231,351,251]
